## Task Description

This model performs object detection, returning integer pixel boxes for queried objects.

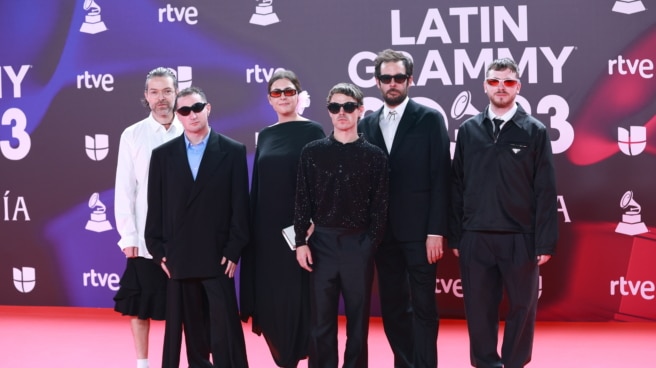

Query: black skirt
[113,257,167,320]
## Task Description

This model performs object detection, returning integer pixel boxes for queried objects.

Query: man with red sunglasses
[358,49,451,368]
[450,58,558,368]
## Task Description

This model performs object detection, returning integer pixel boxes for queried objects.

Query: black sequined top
[294,134,389,246]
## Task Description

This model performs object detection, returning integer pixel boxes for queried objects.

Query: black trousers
[375,237,439,368]
[458,231,539,368]
[307,227,376,368]
[163,276,249,368]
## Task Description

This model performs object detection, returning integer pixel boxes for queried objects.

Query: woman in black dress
[240,69,325,367]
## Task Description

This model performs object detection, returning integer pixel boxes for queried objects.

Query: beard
[490,95,515,110]
[152,102,173,115]
[383,88,408,107]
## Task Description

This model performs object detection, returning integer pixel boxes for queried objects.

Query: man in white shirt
[113,67,183,368]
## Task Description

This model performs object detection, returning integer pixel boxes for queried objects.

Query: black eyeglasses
[377,74,409,84]
[269,88,298,98]
[486,78,519,88]
[176,102,207,116]
[327,102,360,114]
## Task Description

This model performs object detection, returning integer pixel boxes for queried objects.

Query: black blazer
[145,131,250,280]
[358,99,451,243]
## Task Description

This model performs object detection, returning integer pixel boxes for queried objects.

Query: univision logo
[13,266,36,293]
[169,66,193,89]
[618,126,646,156]
[85,134,109,161]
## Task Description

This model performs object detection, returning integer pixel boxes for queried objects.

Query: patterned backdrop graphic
[1,0,655,321]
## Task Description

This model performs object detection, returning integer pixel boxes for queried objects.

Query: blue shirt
[184,130,210,180]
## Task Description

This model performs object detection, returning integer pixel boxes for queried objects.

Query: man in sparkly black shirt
[294,82,389,368]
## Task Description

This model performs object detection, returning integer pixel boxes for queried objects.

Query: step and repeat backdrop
[1,0,654,321]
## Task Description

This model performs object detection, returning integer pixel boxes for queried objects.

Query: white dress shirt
[114,113,182,258]
[487,103,518,132]
[379,97,410,152]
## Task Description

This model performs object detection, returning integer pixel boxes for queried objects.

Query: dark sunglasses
[486,78,519,88]
[327,102,360,114]
[269,88,298,98]
[177,102,207,116]
[377,74,409,84]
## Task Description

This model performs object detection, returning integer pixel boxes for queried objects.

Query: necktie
[387,110,397,122]
[381,110,397,152]
[492,118,504,140]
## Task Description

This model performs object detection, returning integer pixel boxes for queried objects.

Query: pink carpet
[1,306,654,367]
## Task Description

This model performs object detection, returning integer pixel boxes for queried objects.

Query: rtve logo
[158,4,198,25]
[435,276,544,299]
[608,55,654,79]
[83,269,120,291]
[610,276,655,300]
[246,65,284,83]
[76,71,114,91]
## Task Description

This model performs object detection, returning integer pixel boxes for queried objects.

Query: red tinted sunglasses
[486,78,519,88]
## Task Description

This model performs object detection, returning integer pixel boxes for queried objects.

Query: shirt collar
[147,113,183,134]
[487,103,518,122]
[384,96,410,118]
[184,128,211,148]
[328,132,363,145]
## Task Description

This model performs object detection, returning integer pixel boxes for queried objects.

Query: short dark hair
[267,69,302,93]
[175,86,207,110]
[486,58,521,78]
[374,49,413,77]
[326,83,364,106]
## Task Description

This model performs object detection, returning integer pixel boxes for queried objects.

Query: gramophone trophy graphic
[449,90,479,158]
[615,190,648,236]
[80,0,107,34]
[613,190,655,321]
[250,0,279,26]
[85,192,113,232]
[450,91,480,120]
[612,0,646,14]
